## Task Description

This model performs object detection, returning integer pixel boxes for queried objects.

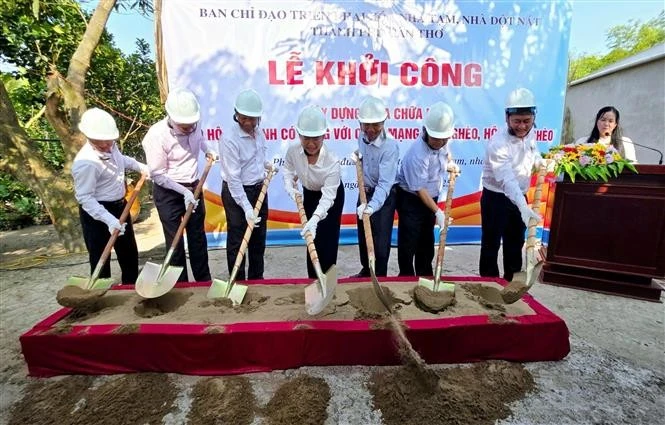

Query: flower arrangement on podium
[544,142,638,183]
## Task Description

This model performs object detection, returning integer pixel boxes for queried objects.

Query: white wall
[565,58,665,164]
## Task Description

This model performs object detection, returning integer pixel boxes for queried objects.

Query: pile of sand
[59,281,533,327]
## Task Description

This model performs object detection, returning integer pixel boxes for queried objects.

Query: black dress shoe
[349,269,369,278]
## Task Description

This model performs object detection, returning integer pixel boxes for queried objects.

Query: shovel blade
[417,277,435,291]
[66,276,115,291]
[207,278,229,299]
[135,262,183,298]
[66,276,91,288]
[417,277,455,293]
[305,265,338,315]
[207,278,247,306]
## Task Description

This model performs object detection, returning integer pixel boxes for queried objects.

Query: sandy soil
[1,205,663,425]
[53,282,533,327]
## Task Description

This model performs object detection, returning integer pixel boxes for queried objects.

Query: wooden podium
[542,165,665,302]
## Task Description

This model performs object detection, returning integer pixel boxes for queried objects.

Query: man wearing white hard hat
[480,88,544,282]
[352,95,399,278]
[396,102,458,276]
[219,89,269,280]
[142,88,216,283]
[282,105,344,278]
[72,108,150,284]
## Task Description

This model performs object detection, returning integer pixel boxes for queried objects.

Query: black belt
[243,182,263,189]
[177,180,199,190]
[98,198,125,207]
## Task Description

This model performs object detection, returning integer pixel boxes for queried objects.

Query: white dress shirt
[141,118,213,194]
[357,132,399,211]
[575,135,637,162]
[72,142,143,226]
[219,123,267,212]
[482,128,542,206]
[397,138,449,198]
[282,143,341,220]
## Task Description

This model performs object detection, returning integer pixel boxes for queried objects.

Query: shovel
[418,156,459,294]
[67,173,148,291]
[135,156,214,299]
[207,165,277,304]
[293,191,338,315]
[501,163,548,304]
[352,151,393,312]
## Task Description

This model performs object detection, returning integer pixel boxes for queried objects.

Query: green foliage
[568,10,665,82]
[1,0,162,229]
[544,142,638,184]
[0,173,50,230]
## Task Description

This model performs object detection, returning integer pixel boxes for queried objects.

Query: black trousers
[153,182,211,283]
[479,188,526,281]
[79,199,138,284]
[396,187,437,276]
[303,182,345,279]
[356,184,397,277]
[221,181,268,281]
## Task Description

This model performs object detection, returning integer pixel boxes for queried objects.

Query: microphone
[623,140,663,165]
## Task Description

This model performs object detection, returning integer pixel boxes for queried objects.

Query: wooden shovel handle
[170,156,214,251]
[435,158,459,271]
[89,173,147,287]
[526,164,547,250]
[353,152,376,261]
[294,192,320,266]
[229,167,276,280]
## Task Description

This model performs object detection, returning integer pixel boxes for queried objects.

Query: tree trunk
[0,82,85,252]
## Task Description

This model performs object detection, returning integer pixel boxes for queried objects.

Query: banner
[160,0,572,247]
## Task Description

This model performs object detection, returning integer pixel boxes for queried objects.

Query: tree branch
[67,0,117,93]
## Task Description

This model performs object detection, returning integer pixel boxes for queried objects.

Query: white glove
[285,182,299,201]
[447,162,461,174]
[435,209,446,228]
[545,159,556,173]
[108,219,126,236]
[206,152,220,162]
[138,163,151,178]
[356,204,374,220]
[183,190,199,210]
[300,215,321,240]
[519,205,542,227]
[245,209,262,226]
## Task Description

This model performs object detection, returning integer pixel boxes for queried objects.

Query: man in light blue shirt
[353,96,399,277]
[396,102,456,276]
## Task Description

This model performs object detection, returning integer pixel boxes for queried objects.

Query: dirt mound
[8,376,93,425]
[187,376,256,425]
[347,286,401,319]
[460,283,506,311]
[262,375,330,425]
[8,374,178,425]
[369,360,535,425]
[412,285,456,313]
[134,291,192,317]
[56,285,107,309]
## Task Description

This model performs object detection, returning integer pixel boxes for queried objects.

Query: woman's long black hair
[586,106,625,157]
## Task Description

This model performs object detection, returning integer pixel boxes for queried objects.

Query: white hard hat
[358,96,388,123]
[505,88,536,113]
[165,88,200,124]
[78,108,119,140]
[296,105,327,137]
[234,89,263,117]
[424,102,455,139]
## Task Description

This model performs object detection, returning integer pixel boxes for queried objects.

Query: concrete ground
[0,205,663,424]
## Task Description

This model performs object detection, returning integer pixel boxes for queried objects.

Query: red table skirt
[20,276,569,377]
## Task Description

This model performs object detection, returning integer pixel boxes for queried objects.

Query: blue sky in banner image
[101,1,664,57]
